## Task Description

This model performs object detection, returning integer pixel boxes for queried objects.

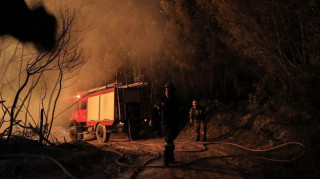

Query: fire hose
[128,141,305,179]
[0,140,305,179]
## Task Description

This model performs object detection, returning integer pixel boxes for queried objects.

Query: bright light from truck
[77,95,80,99]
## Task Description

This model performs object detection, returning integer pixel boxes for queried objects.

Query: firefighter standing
[159,82,184,166]
[189,100,207,141]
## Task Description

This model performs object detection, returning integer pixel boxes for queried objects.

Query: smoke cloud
[0,0,164,130]
[45,0,165,127]
[47,0,164,90]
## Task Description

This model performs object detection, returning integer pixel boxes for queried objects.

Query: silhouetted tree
[0,8,84,143]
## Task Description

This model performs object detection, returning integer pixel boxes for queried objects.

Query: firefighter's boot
[168,145,175,162]
[163,149,169,166]
[164,145,175,166]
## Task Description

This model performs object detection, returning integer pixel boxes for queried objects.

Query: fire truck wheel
[96,124,110,143]
[69,126,82,140]
[69,121,83,141]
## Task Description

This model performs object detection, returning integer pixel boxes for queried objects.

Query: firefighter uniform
[159,82,184,166]
[189,100,207,141]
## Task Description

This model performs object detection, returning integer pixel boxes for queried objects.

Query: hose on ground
[98,141,161,168]
[130,141,305,178]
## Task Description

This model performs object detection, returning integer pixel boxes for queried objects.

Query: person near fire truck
[159,82,185,166]
[189,100,207,141]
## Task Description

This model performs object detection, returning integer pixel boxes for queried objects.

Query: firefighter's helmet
[164,82,176,92]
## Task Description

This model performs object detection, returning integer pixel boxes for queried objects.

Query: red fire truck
[69,82,151,143]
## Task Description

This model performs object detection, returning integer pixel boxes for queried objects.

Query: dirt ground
[0,126,310,179]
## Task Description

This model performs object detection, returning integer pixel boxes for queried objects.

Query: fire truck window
[80,101,87,110]
[74,103,79,111]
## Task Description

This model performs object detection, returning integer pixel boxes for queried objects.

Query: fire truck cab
[69,82,151,143]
